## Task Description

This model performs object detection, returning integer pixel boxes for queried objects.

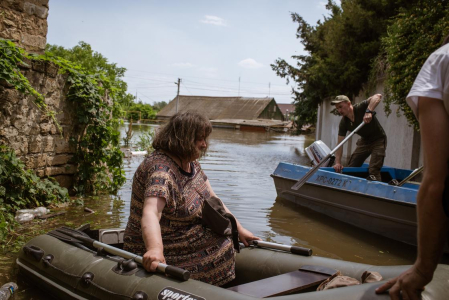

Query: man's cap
[331,95,350,105]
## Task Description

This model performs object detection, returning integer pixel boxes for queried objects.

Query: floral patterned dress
[123,150,235,286]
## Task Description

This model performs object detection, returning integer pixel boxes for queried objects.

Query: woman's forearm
[142,212,164,252]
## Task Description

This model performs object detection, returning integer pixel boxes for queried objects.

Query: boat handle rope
[40,254,147,300]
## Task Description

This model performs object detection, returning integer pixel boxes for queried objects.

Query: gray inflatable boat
[16,225,449,299]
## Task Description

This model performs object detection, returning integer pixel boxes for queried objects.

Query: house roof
[157,95,275,120]
[277,104,295,115]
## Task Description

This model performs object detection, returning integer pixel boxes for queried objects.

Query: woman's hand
[375,265,431,300]
[238,226,261,247]
[142,247,166,272]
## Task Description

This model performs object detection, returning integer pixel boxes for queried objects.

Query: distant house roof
[277,104,295,115]
[157,95,276,120]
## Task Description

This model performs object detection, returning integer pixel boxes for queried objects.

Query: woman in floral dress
[123,111,259,286]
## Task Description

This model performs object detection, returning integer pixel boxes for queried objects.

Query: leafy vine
[0,145,70,242]
[0,39,60,131]
[0,40,125,196]
[381,0,449,130]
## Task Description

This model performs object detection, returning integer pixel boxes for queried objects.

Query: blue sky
[47,1,337,104]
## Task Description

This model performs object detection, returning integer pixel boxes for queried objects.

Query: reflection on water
[3,123,421,298]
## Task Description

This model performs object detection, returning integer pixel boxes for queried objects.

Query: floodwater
[2,123,422,299]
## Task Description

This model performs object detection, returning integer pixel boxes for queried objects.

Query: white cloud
[170,62,195,68]
[238,58,264,69]
[200,15,227,26]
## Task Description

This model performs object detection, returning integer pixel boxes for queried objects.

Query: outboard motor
[305,140,335,167]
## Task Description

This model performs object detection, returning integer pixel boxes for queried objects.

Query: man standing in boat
[332,94,386,181]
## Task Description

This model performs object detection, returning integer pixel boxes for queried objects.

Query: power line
[125,68,289,87]
[126,76,292,95]
[180,84,292,96]
[181,81,193,95]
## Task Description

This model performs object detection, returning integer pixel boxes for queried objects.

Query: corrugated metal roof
[156,95,275,120]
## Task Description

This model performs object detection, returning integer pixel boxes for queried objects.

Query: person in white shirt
[376,35,449,300]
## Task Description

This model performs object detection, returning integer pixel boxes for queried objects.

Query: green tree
[271,0,416,128]
[152,100,168,112]
[128,102,156,120]
[45,41,132,114]
[381,0,449,130]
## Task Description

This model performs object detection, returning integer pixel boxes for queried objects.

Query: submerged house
[157,95,284,121]
[156,95,287,131]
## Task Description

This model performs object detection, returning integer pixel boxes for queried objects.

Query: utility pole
[175,78,181,113]
[268,82,271,97]
[238,77,241,96]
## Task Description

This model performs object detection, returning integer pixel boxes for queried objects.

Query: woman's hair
[152,111,212,160]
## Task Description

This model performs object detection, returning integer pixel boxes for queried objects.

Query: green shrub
[0,145,70,240]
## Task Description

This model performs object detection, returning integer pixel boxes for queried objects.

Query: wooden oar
[397,165,424,187]
[251,240,312,256]
[291,121,366,190]
[49,227,190,281]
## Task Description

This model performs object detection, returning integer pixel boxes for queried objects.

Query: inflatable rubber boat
[16,225,449,299]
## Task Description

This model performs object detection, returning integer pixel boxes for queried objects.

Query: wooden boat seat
[227,265,338,298]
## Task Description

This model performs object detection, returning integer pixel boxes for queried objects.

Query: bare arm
[414,98,449,278]
[364,94,382,123]
[141,196,166,272]
[376,97,449,300]
[333,135,345,173]
[205,179,260,246]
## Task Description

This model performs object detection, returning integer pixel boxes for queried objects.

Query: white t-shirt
[406,43,449,117]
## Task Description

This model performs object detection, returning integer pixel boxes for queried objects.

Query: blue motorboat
[271,162,419,246]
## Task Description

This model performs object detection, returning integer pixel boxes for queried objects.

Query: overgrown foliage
[46,42,132,115]
[271,0,417,128]
[136,130,155,153]
[152,100,168,112]
[127,101,156,121]
[381,0,449,130]
[1,40,125,196]
[46,42,167,121]
[0,145,70,241]
[41,53,126,194]
[0,39,60,131]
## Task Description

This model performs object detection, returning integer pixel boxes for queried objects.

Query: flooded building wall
[316,81,421,170]
[258,99,285,121]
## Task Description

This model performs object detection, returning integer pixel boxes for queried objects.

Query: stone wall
[0,59,79,189]
[0,0,80,190]
[0,0,49,54]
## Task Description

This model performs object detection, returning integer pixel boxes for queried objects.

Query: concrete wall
[316,82,422,170]
[0,0,49,54]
